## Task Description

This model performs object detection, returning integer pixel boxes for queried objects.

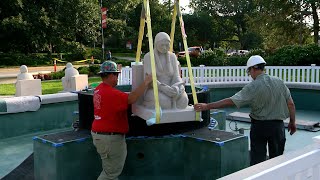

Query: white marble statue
[15,65,42,96]
[17,65,34,81]
[142,32,188,109]
[62,62,79,91]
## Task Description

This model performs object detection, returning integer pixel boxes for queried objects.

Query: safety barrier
[118,65,320,85]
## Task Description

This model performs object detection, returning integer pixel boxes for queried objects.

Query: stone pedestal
[33,129,249,180]
[15,79,42,96]
[71,75,88,91]
[63,75,88,92]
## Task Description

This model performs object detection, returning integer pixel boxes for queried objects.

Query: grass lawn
[0,77,101,96]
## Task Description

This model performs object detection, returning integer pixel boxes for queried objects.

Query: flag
[101,7,107,29]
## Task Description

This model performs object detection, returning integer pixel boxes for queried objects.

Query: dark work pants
[250,119,286,166]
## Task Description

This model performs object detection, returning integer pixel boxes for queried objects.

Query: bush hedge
[1,45,320,67]
[0,53,51,66]
[177,45,320,67]
[266,44,320,66]
[113,60,132,67]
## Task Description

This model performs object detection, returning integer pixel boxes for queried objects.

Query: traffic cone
[54,59,57,72]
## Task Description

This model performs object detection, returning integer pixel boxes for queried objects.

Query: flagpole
[100,0,105,61]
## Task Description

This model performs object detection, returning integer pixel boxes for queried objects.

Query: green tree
[249,0,312,49]
[125,1,171,51]
[0,0,100,54]
[298,0,320,44]
[190,0,256,49]
[0,0,30,52]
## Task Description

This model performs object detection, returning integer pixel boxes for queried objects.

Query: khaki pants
[91,132,127,180]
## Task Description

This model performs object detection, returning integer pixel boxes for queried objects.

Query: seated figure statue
[17,65,34,81]
[16,65,42,96]
[142,32,188,109]
[62,62,79,91]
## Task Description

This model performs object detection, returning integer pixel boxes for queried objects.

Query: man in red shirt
[91,61,152,180]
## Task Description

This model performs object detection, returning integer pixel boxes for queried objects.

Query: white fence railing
[219,136,320,180]
[118,65,320,85]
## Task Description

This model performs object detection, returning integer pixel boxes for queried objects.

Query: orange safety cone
[54,59,57,72]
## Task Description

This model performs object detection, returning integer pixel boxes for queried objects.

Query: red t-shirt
[91,83,129,133]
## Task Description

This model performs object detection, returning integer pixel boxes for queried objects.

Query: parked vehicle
[227,50,250,56]
[178,46,204,58]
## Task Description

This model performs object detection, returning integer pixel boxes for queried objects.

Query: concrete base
[15,79,42,96]
[33,129,249,180]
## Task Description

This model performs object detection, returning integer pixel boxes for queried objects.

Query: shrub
[195,49,225,66]
[267,45,299,66]
[78,66,90,75]
[85,48,103,60]
[50,71,65,80]
[93,59,101,64]
[114,60,132,67]
[248,49,266,57]
[301,44,320,65]
[88,65,100,76]
[177,57,187,66]
[0,53,51,66]
[225,56,248,66]
[177,56,198,66]
[266,44,320,66]
[75,65,100,76]
[56,41,86,61]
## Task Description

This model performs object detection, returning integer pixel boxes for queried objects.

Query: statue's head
[155,32,170,54]
[20,65,28,73]
[65,62,79,78]
[66,62,73,69]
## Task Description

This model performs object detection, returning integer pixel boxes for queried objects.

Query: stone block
[63,74,88,92]
[71,75,88,91]
[15,79,42,96]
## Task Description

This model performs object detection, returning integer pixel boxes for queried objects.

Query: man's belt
[251,118,283,123]
[91,131,124,135]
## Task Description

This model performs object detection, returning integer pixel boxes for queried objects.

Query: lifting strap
[174,0,200,121]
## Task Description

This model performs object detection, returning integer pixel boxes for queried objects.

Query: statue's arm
[170,55,185,94]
